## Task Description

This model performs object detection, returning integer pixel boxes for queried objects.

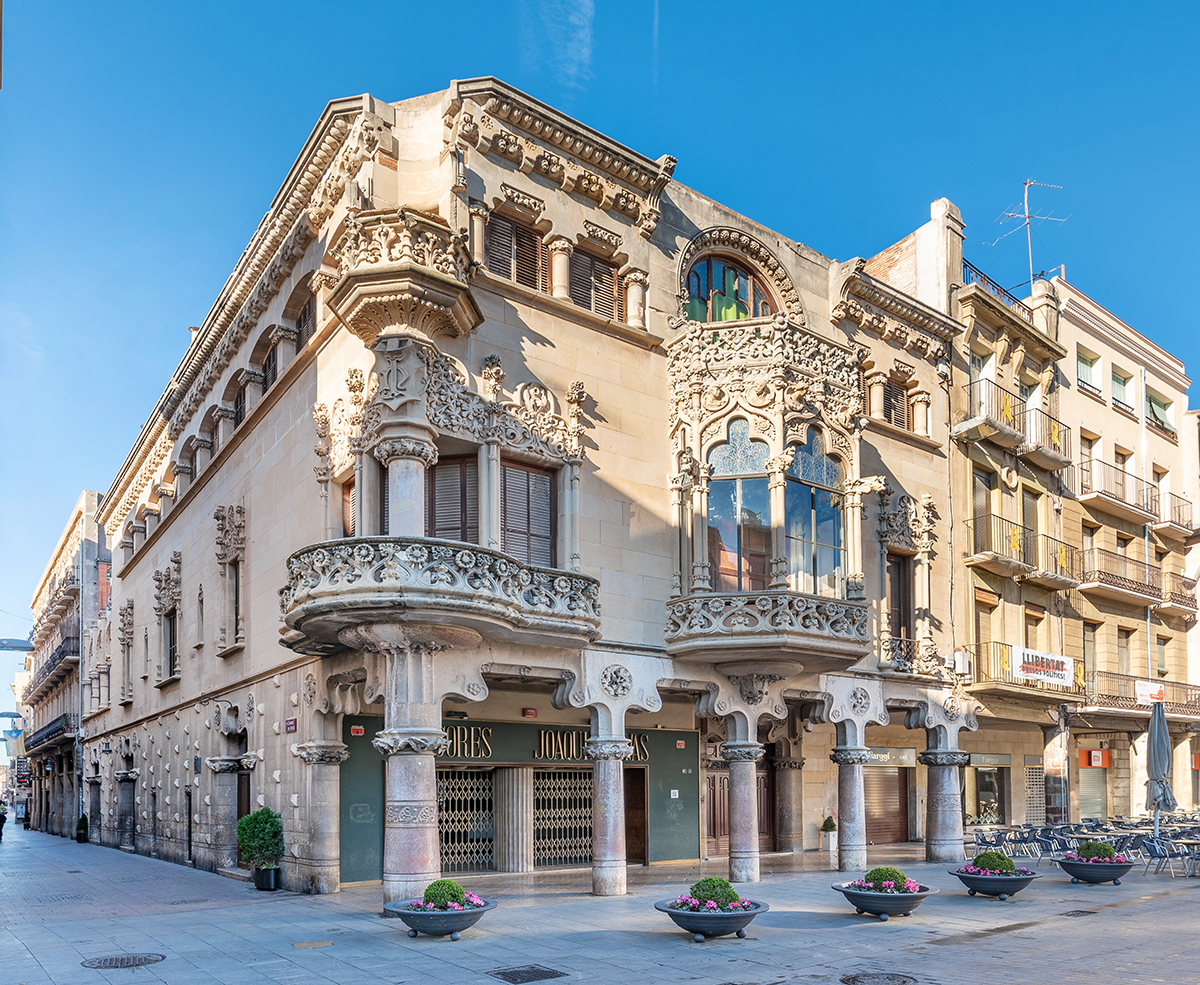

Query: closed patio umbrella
[1145,700,1177,838]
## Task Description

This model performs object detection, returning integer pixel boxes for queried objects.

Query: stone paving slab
[3,825,1200,984]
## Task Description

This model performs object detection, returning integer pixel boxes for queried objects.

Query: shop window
[502,461,555,566]
[684,256,774,323]
[962,765,1006,826]
[568,250,623,320]
[427,459,479,544]
[486,215,548,292]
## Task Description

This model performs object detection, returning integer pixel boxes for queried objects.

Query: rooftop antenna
[984,179,1072,292]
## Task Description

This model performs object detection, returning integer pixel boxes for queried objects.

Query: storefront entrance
[864,766,909,844]
[705,769,775,856]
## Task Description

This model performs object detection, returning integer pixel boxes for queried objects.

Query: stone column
[494,767,534,873]
[624,270,648,329]
[547,237,574,301]
[919,750,968,862]
[297,741,350,893]
[767,452,794,590]
[1043,712,1070,824]
[375,728,444,903]
[194,435,213,472]
[724,741,763,883]
[64,757,78,839]
[469,204,489,267]
[268,324,298,370]
[478,438,501,551]
[586,738,632,895]
[831,747,870,871]
[867,372,887,419]
[374,438,437,538]
[205,756,244,868]
[911,391,931,437]
[774,759,805,853]
[692,464,713,591]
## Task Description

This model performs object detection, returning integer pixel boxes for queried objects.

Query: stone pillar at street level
[774,759,805,853]
[587,739,632,895]
[831,747,870,871]
[205,756,245,868]
[297,741,350,893]
[375,728,445,903]
[919,749,968,862]
[494,767,534,873]
[1043,711,1070,825]
[115,769,139,850]
[725,741,763,883]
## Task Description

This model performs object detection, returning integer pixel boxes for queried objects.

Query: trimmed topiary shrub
[1076,840,1115,860]
[972,850,1015,872]
[688,876,740,907]
[821,816,837,833]
[861,866,908,891]
[237,807,285,870]
[423,879,467,908]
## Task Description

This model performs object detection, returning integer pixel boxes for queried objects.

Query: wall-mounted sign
[969,753,1011,767]
[1136,679,1165,704]
[676,740,686,749]
[866,747,917,767]
[522,708,538,718]
[1079,750,1110,769]
[438,720,697,766]
[350,725,365,737]
[1024,755,1044,767]
[1012,647,1074,686]
[285,718,297,734]
[1193,753,1200,771]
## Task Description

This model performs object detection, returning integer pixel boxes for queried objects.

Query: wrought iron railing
[1032,533,1081,582]
[1088,671,1200,717]
[963,378,1024,432]
[1081,548,1161,598]
[1163,571,1198,610]
[1151,490,1193,528]
[965,514,1033,566]
[965,642,1083,696]
[962,259,1034,323]
[1078,379,1102,400]
[23,713,77,752]
[1145,416,1178,441]
[1079,459,1154,513]
[1022,406,1071,462]
[22,635,80,703]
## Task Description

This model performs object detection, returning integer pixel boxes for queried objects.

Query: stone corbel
[551,651,663,741]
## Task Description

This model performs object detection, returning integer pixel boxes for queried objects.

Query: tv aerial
[984,179,1072,292]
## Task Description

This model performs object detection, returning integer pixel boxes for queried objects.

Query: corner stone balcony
[279,537,602,655]
[663,590,869,674]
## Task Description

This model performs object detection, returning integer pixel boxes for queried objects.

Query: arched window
[233,385,247,429]
[707,419,771,592]
[685,256,775,323]
[784,429,845,597]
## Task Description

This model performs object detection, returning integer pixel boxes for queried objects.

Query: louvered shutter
[528,470,553,565]
[428,460,479,543]
[616,273,627,323]
[262,345,277,390]
[501,462,555,566]
[342,478,356,538]
[486,215,514,279]
[569,252,593,308]
[514,224,543,291]
[592,258,617,319]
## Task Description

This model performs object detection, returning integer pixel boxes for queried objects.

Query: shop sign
[969,753,1011,766]
[1024,755,1044,767]
[1079,750,1110,769]
[14,756,30,785]
[1012,647,1073,686]
[439,720,690,765]
[1135,679,1165,704]
[1192,753,1200,771]
[865,747,917,766]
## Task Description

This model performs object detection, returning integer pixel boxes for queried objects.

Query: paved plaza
[1,826,1198,985]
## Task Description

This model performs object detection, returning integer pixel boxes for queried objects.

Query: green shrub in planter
[821,816,837,833]
[423,879,467,908]
[75,813,88,842]
[237,807,285,869]
[861,866,909,891]
[1076,840,1115,860]
[972,850,1015,872]
[688,876,739,907]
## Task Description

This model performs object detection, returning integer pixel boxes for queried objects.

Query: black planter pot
[1051,857,1134,885]
[832,883,937,921]
[75,833,87,843]
[949,870,1041,900]
[383,898,498,940]
[252,867,281,891]
[653,900,768,941]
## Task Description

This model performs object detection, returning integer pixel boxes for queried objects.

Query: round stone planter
[832,883,937,921]
[382,898,498,940]
[653,900,768,941]
[948,870,1041,900]
[1052,857,1134,885]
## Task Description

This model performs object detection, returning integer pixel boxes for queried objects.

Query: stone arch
[677,226,805,324]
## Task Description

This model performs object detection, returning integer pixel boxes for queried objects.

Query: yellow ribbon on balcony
[1010,526,1021,553]
[999,649,1011,673]
[1075,663,1086,688]
[1050,420,1061,450]
[1058,543,1068,570]
[1001,394,1014,425]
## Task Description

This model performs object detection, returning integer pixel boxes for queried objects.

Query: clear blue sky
[1,1,1197,712]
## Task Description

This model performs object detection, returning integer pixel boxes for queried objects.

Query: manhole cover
[166,899,213,906]
[489,966,568,984]
[1061,910,1097,917]
[293,941,333,949]
[81,954,166,970]
[841,976,918,985]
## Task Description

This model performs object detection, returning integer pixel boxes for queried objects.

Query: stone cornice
[841,269,963,343]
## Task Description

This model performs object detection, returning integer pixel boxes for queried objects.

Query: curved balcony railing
[1081,548,1161,600]
[1151,490,1193,529]
[23,713,77,753]
[1164,572,1198,611]
[280,536,601,651]
[22,635,80,704]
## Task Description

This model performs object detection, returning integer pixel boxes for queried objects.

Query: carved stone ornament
[722,741,765,762]
[774,758,805,770]
[584,738,634,761]
[600,664,633,698]
[114,769,140,783]
[918,750,970,768]
[303,673,317,706]
[832,269,961,367]
[728,674,784,706]
[829,748,871,766]
[152,552,182,617]
[297,741,350,766]
[372,729,451,757]
[878,491,937,555]
[385,802,438,826]
[204,756,244,774]
[118,599,134,647]
[848,687,871,716]
[583,221,622,250]
[676,228,805,324]
[500,183,544,216]
[213,505,246,564]
[372,437,439,468]
[330,208,470,282]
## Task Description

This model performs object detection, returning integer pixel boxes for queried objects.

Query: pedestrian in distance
[0,809,8,841]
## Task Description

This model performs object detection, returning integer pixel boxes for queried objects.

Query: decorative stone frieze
[373,730,451,757]
[372,437,438,468]
[584,738,634,761]
[213,506,245,564]
[918,750,970,768]
[152,552,182,617]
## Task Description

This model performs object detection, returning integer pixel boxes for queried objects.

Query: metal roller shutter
[864,766,910,844]
[1078,767,1107,820]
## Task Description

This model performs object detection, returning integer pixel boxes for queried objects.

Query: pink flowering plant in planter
[395,879,488,912]
[956,850,1036,877]
[846,866,923,894]
[1064,841,1128,864]
[666,877,758,912]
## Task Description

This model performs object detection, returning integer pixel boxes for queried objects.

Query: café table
[1170,838,1200,877]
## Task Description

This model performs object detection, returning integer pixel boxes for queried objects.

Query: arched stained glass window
[788,429,845,488]
[685,256,775,323]
[784,428,845,597]
[707,418,770,477]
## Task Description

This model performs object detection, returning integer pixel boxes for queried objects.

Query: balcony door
[972,470,994,554]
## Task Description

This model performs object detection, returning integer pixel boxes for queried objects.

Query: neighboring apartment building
[20,490,111,837]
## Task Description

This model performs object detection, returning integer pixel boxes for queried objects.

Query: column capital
[585,738,633,761]
[624,269,649,287]
[545,236,575,257]
[204,756,243,774]
[297,740,350,766]
[723,741,765,762]
[919,750,969,767]
[909,390,932,406]
[830,747,871,766]
[114,769,140,783]
[774,758,805,770]
[84,775,103,785]
[468,202,491,220]
[372,436,438,468]
[372,727,450,757]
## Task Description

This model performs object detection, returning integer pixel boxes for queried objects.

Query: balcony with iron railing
[23,712,77,753]
[1145,415,1179,442]
[1150,490,1194,538]
[961,259,1034,324]
[1078,459,1156,524]
[963,641,1084,701]
[954,379,1025,448]
[1024,533,1082,590]
[1079,548,1161,605]
[1160,571,1198,616]
[1019,406,1072,470]
[21,635,80,705]
[1087,671,1200,718]
[964,514,1033,578]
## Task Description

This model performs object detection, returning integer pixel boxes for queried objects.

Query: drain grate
[81,954,166,970]
[1061,910,1097,917]
[66,869,82,873]
[489,966,568,984]
[38,894,94,904]
[841,976,918,985]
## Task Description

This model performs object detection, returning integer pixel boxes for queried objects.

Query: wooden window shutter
[616,273,628,323]
[592,257,617,320]
[427,459,479,543]
[513,223,543,291]
[262,345,277,391]
[882,380,910,430]
[569,252,593,309]
[342,478,356,538]
[486,215,514,279]
[501,461,556,566]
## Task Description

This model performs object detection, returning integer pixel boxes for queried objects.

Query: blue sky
[1,1,1197,711]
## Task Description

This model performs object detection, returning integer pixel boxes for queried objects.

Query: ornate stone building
[23,79,1193,899]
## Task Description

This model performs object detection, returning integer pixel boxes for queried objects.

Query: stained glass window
[784,429,845,597]
[707,418,770,477]
[685,256,774,323]
[788,429,845,488]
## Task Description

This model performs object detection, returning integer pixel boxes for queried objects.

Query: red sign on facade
[285,718,297,733]
[350,726,365,736]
